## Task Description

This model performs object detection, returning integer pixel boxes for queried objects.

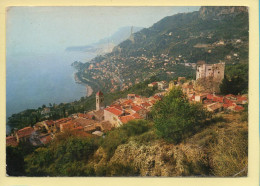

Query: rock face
[95,140,209,176]
[195,76,223,94]
[199,6,248,19]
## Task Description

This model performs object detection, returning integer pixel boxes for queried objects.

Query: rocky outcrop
[195,76,222,94]
[199,6,248,20]
[94,140,209,176]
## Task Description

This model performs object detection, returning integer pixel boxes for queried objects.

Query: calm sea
[6,51,94,134]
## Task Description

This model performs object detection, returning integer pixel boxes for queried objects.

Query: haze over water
[6,51,94,118]
[6,7,199,133]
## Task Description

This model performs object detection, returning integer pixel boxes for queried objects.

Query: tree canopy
[152,88,210,143]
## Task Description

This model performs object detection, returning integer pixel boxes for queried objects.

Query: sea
[6,51,95,134]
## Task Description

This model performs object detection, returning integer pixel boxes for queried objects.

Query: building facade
[196,61,225,82]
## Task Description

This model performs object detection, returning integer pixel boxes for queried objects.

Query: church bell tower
[96,91,104,111]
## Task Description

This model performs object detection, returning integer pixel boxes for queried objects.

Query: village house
[104,106,124,127]
[6,136,18,147]
[60,120,81,132]
[15,127,34,143]
[194,94,207,103]
[54,117,73,130]
[41,107,50,115]
[206,102,223,113]
[157,81,168,90]
[34,120,56,133]
[39,134,52,145]
[148,82,158,88]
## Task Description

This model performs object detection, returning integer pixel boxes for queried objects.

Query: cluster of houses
[6,62,248,147]
[6,90,163,147]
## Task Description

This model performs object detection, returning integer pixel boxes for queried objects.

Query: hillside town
[6,61,247,147]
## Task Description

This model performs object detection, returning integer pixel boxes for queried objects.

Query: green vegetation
[7,98,247,177]
[7,95,96,131]
[16,120,151,176]
[220,63,248,94]
[24,132,99,176]
[101,120,151,159]
[6,141,37,176]
[152,88,211,143]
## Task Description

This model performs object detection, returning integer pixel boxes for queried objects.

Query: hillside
[73,6,248,94]
[8,94,247,177]
[93,112,247,176]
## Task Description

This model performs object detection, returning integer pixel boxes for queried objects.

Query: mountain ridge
[74,6,248,93]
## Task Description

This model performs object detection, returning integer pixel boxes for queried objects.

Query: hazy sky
[7,6,200,55]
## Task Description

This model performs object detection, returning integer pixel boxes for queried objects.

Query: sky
[6,6,200,56]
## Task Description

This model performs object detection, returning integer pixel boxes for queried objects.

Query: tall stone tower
[129,26,135,43]
[96,91,104,111]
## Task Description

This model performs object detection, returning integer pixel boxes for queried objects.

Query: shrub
[101,120,151,159]
[133,129,158,144]
[152,88,210,144]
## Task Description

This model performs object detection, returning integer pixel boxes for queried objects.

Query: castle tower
[96,91,104,111]
[129,26,135,43]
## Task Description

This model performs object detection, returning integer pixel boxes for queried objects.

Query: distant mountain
[66,26,143,55]
[75,6,249,93]
[112,6,248,63]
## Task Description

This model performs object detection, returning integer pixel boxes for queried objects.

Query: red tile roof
[212,96,224,103]
[40,135,52,145]
[16,127,34,139]
[132,113,142,119]
[73,126,84,131]
[45,120,54,126]
[109,104,122,110]
[119,115,135,124]
[224,98,234,104]
[235,105,244,111]
[131,105,143,112]
[223,103,234,108]
[123,99,133,105]
[141,102,151,108]
[105,107,124,116]
[153,95,161,100]
[237,96,247,102]
[96,91,103,96]
[207,94,214,100]
[78,113,85,118]
[6,136,18,147]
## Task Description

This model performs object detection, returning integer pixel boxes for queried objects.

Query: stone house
[15,127,34,143]
[104,106,124,127]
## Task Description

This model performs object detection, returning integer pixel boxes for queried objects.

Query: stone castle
[195,61,225,93]
[196,61,225,82]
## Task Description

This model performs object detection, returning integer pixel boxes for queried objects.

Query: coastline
[86,84,93,97]
[74,73,93,97]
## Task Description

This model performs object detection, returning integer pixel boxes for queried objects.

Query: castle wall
[196,63,225,82]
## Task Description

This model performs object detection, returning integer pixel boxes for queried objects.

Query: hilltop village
[6,61,247,147]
